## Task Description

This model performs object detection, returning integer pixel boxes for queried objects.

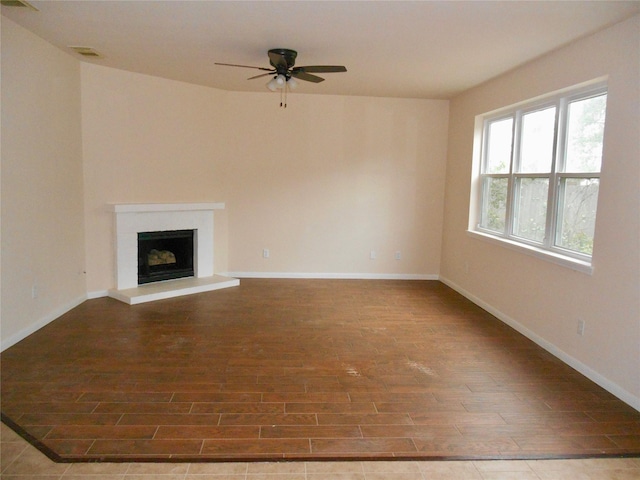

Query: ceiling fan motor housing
[269,48,297,75]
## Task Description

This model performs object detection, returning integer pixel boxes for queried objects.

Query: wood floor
[1,279,639,462]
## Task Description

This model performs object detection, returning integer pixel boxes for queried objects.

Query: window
[474,83,607,270]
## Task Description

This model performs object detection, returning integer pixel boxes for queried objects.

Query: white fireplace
[107,203,238,304]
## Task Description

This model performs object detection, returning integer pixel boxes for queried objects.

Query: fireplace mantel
[109,202,225,214]
[108,202,238,304]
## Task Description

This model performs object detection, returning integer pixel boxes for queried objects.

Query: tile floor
[3,423,640,479]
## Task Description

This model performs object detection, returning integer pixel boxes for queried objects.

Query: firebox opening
[138,229,195,285]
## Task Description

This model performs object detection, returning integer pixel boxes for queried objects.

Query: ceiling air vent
[0,0,38,10]
[68,46,102,58]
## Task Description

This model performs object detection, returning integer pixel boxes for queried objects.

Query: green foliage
[561,230,594,255]
[483,178,507,232]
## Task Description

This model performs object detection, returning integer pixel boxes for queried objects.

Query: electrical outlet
[577,319,585,336]
[263,248,270,258]
[370,250,376,260]
[31,285,38,299]
[395,251,402,260]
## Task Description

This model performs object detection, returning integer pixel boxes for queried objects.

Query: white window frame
[468,81,608,274]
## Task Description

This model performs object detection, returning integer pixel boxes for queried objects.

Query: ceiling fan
[216,48,347,106]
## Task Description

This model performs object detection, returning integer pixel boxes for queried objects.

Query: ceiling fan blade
[247,72,274,80]
[293,66,347,74]
[291,71,325,83]
[215,62,273,72]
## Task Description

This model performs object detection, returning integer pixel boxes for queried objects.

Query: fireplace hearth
[138,229,194,284]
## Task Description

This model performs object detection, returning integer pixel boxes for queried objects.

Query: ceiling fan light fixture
[266,77,279,91]
[266,74,287,91]
[287,76,298,90]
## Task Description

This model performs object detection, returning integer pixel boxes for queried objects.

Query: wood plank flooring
[1,279,639,462]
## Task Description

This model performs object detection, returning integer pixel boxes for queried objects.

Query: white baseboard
[225,272,439,280]
[1,294,87,352]
[439,275,640,412]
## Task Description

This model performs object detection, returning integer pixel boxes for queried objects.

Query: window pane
[556,178,599,255]
[519,107,555,173]
[565,94,606,173]
[480,177,508,233]
[513,177,548,243]
[485,118,512,174]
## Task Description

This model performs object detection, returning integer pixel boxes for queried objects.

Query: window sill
[466,230,594,275]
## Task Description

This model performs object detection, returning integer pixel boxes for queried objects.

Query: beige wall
[81,64,449,293]
[440,15,640,409]
[1,17,86,348]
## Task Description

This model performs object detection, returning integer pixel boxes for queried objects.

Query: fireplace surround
[108,203,238,304]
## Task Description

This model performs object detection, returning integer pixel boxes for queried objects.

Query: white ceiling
[2,1,639,99]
